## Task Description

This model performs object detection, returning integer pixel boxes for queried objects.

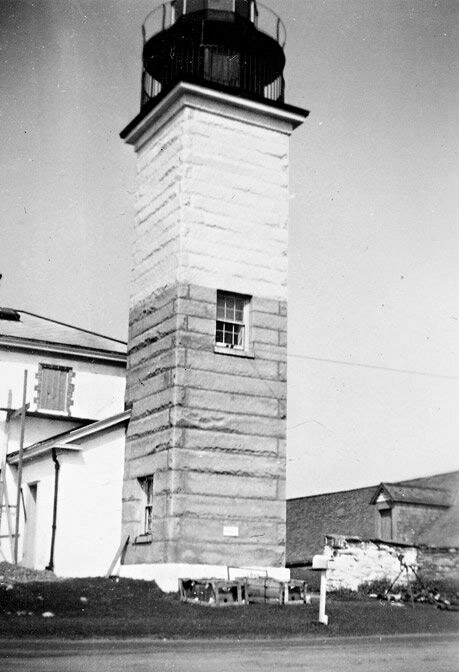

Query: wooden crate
[283,580,308,604]
[245,577,284,604]
[178,578,245,607]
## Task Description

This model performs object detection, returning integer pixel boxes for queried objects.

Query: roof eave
[0,336,126,364]
[7,409,131,464]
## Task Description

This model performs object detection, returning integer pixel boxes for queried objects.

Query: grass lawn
[0,576,458,639]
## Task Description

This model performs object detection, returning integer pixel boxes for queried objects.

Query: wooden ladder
[0,456,16,559]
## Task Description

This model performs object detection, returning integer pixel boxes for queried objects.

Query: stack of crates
[179,577,308,607]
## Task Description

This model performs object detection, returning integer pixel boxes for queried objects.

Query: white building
[0,308,128,576]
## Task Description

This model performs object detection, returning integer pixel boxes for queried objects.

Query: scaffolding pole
[14,370,27,564]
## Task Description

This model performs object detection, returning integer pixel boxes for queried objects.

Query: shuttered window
[37,365,71,413]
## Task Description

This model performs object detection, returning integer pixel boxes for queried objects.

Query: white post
[284,582,289,604]
[312,554,329,626]
[318,571,328,625]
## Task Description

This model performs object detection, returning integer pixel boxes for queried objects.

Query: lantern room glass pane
[208,0,234,12]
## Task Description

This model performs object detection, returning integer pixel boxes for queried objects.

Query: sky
[1,0,458,497]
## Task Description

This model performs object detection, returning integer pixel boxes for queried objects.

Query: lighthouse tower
[120,0,307,591]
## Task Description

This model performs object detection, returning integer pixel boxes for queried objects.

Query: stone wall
[417,547,459,583]
[322,535,459,590]
[122,281,287,568]
[324,536,417,591]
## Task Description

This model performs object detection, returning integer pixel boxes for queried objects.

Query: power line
[286,352,459,381]
[16,309,127,345]
[288,418,332,432]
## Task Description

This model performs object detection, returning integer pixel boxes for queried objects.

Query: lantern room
[140,0,287,108]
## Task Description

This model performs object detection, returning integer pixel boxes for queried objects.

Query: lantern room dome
[140,0,287,109]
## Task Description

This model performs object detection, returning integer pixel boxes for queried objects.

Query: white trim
[124,81,308,149]
[0,337,126,363]
[52,443,81,451]
[119,563,290,593]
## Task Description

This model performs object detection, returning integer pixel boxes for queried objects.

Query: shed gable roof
[370,483,453,507]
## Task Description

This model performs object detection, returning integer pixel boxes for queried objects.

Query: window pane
[224,296,235,321]
[216,302,225,319]
[144,505,153,533]
[216,292,249,349]
[208,0,233,12]
[216,322,224,343]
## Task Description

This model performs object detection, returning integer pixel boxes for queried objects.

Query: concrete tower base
[119,562,290,593]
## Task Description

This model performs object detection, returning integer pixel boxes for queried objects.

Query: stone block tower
[120,0,307,591]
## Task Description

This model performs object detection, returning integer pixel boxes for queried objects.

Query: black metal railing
[142,1,286,48]
[140,0,286,108]
[141,44,284,107]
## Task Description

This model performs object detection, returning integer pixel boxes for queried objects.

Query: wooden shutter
[39,367,69,411]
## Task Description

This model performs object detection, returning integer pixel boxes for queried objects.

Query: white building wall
[0,351,125,450]
[6,416,83,455]
[1,426,125,576]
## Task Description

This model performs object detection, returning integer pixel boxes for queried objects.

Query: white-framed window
[139,475,154,535]
[36,364,73,414]
[215,291,250,350]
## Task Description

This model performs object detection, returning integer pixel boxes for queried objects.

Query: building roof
[7,409,131,464]
[287,485,377,566]
[287,470,459,564]
[370,483,453,507]
[0,309,126,362]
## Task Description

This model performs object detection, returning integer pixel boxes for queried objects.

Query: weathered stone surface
[252,310,286,331]
[251,297,282,316]
[185,349,279,379]
[127,409,171,439]
[172,539,286,568]
[126,451,169,479]
[173,448,283,478]
[132,388,176,418]
[187,315,215,336]
[171,406,284,437]
[128,371,173,404]
[179,470,279,499]
[171,493,284,520]
[418,548,459,582]
[128,346,179,377]
[123,87,297,572]
[176,296,216,320]
[128,315,182,355]
[174,517,283,549]
[184,429,278,455]
[185,387,279,417]
[125,430,174,460]
[180,368,285,400]
[324,537,418,591]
